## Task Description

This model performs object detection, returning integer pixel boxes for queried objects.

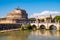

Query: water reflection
[0,30,60,40]
[28,30,60,40]
[0,31,31,40]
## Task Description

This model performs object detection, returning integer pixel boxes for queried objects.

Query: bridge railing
[30,22,60,24]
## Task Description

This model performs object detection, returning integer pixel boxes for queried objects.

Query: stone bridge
[31,22,60,30]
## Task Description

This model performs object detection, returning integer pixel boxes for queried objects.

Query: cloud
[30,11,60,18]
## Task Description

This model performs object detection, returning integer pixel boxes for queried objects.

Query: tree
[46,17,51,20]
[20,25,24,30]
[29,18,36,20]
[0,18,6,20]
[26,24,32,30]
[54,16,60,22]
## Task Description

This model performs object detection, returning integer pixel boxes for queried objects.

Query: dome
[13,9,22,14]
[7,7,28,20]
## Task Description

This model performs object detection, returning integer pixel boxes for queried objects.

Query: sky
[0,0,60,18]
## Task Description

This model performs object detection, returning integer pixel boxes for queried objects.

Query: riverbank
[0,28,60,33]
[0,28,20,33]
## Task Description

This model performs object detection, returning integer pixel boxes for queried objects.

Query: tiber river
[0,30,60,40]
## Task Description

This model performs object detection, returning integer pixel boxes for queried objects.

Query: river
[0,30,60,40]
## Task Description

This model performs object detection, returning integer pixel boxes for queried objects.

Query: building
[0,7,29,24]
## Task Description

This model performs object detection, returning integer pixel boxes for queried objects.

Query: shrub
[20,25,24,30]
[26,24,32,30]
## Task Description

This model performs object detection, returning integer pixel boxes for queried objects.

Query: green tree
[54,16,60,22]
[26,24,32,30]
[0,18,6,20]
[46,17,51,20]
[29,18,36,20]
[20,25,24,30]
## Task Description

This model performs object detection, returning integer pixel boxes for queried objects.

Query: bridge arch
[49,25,57,30]
[31,25,37,29]
[39,25,46,29]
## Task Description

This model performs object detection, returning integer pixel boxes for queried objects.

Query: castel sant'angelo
[0,7,55,24]
[0,7,30,24]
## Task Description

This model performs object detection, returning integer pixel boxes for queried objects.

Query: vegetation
[54,16,60,22]
[0,18,6,20]
[46,17,51,20]
[29,18,36,20]
[20,25,24,30]
[20,24,32,30]
[26,24,32,30]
